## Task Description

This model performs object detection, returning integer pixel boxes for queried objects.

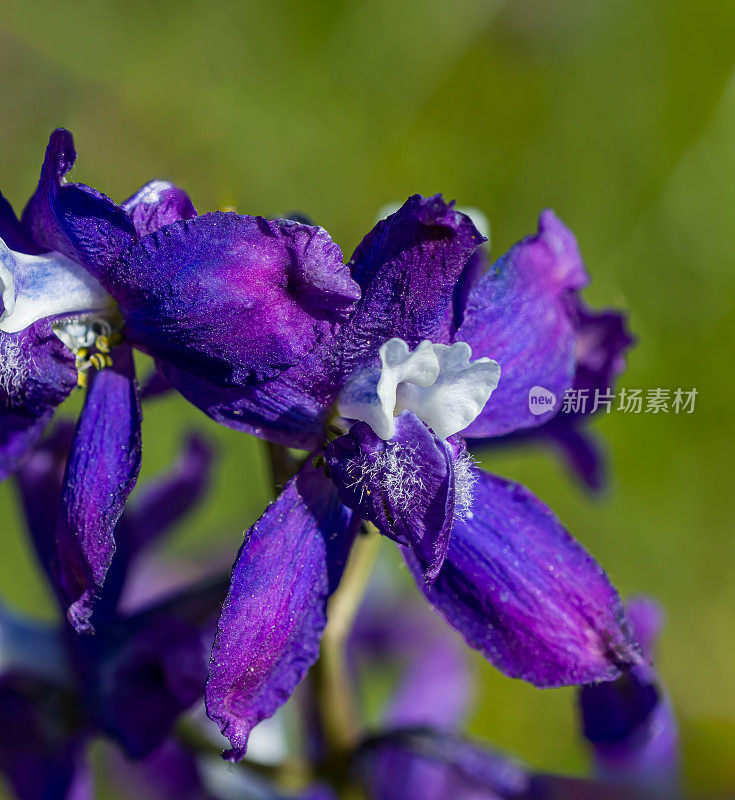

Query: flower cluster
[0,130,678,799]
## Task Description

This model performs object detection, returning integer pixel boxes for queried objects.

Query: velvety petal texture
[326,412,455,581]
[407,468,639,686]
[21,128,135,279]
[457,210,587,438]
[206,462,357,761]
[0,321,77,482]
[109,212,359,390]
[123,179,197,237]
[56,346,142,632]
[161,349,335,450]
[339,195,484,378]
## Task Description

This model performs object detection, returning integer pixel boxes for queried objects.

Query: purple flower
[197,195,641,758]
[0,426,223,800]
[579,596,679,786]
[1,129,197,630]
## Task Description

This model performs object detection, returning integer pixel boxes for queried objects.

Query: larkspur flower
[0,129,198,630]
[0,425,223,800]
[137,194,648,759]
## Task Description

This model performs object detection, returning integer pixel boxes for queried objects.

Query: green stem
[266,440,303,491]
[317,528,381,755]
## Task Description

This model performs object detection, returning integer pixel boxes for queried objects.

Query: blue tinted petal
[206,462,357,761]
[407,468,640,686]
[21,129,135,279]
[123,179,197,237]
[56,346,142,632]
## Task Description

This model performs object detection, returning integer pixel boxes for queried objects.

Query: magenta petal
[0,321,77,482]
[206,462,357,761]
[21,129,135,277]
[56,346,142,632]
[407,468,639,686]
[326,412,455,581]
[458,210,587,438]
[113,211,359,390]
[123,179,197,237]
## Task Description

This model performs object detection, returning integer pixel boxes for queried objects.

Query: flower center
[0,236,113,336]
[338,338,500,440]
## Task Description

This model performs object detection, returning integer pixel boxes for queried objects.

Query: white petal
[397,342,500,439]
[0,237,112,334]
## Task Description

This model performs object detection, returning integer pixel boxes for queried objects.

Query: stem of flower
[317,527,381,755]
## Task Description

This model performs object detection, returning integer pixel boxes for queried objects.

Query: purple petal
[326,412,455,581]
[100,433,216,616]
[407,468,639,686]
[111,211,359,397]
[362,729,532,800]
[14,421,75,600]
[84,615,206,758]
[0,674,91,800]
[451,245,489,334]
[21,129,135,278]
[580,668,679,786]
[123,179,197,237]
[579,596,678,785]
[106,740,210,800]
[478,416,608,493]
[384,627,471,732]
[349,588,471,731]
[0,321,77,482]
[572,303,634,399]
[544,419,607,492]
[161,347,335,449]
[140,366,173,400]
[206,461,357,761]
[0,190,42,255]
[56,346,142,632]
[340,195,484,379]
[457,210,587,438]
[625,596,664,663]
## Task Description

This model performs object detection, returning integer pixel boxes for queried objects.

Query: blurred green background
[1,0,734,797]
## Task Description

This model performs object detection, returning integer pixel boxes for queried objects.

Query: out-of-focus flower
[200,195,640,759]
[0,129,197,631]
[0,426,222,800]
[579,596,679,786]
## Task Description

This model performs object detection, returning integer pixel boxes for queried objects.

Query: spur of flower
[100,192,642,758]
[0,129,200,630]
